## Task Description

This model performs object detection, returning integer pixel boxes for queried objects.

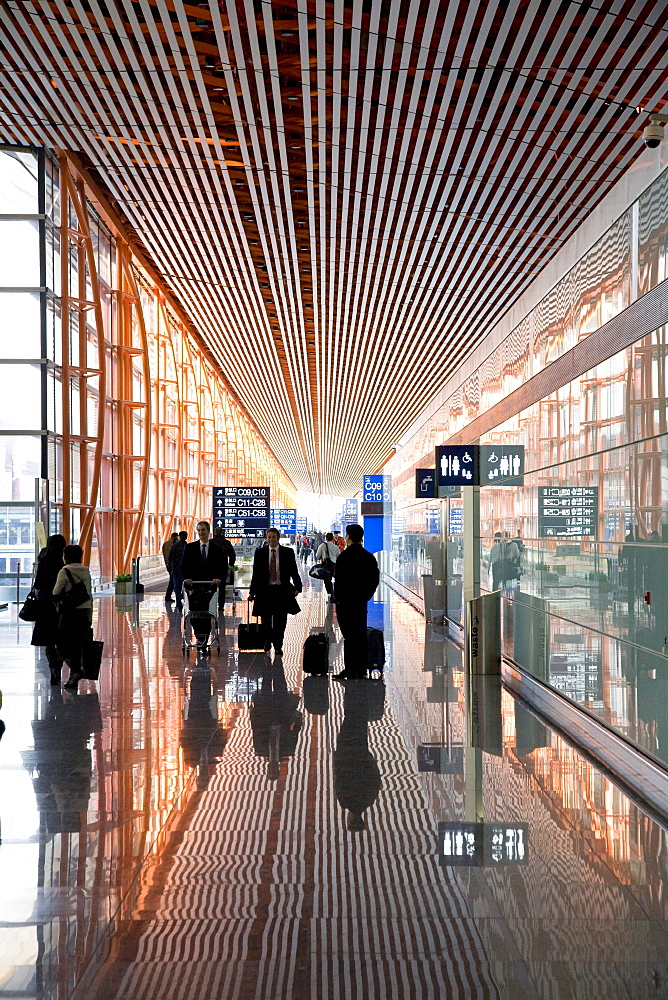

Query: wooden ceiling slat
[1,0,667,492]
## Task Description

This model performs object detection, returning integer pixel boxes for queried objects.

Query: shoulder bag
[56,568,91,613]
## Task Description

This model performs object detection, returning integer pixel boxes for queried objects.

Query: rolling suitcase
[303,630,329,675]
[367,627,385,672]
[237,599,266,650]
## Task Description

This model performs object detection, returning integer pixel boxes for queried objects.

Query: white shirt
[268,545,281,584]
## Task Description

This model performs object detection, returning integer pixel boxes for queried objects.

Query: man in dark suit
[333,523,380,680]
[181,520,228,587]
[249,527,302,656]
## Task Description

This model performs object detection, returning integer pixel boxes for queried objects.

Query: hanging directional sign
[213,486,270,538]
[342,498,359,522]
[271,508,297,533]
[436,444,525,491]
[416,469,436,498]
[538,486,599,538]
[435,445,478,491]
[479,445,525,485]
[296,516,307,532]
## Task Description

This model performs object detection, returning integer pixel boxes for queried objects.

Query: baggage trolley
[182,581,220,656]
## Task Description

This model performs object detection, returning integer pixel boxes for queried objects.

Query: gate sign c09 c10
[363,474,391,502]
[213,486,270,538]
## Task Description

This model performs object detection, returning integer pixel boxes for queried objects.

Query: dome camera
[642,114,668,149]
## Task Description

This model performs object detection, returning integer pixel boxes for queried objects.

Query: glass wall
[0,146,296,584]
[386,163,668,764]
[0,148,45,592]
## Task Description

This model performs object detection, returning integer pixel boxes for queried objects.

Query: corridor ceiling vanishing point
[1,0,668,493]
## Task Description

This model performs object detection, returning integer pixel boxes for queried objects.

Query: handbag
[309,564,329,580]
[81,638,104,680]
[19,589,42,622]
[56,568,91,613]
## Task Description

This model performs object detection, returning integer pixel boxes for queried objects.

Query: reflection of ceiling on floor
[1,2,667,493]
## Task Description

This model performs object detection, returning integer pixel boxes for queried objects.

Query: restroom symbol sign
[480,445,525,484]
[435,445,479,490]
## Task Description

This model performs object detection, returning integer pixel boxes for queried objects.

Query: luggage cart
[182,581,220,656]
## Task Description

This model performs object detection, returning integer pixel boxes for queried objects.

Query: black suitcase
[303,675,329,715]
[367,628,385,671]
[303,631,329,675]
[238,601,266,650]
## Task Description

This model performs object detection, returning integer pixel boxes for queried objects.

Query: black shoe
[64,673,82,691]
[274,648,283,656]
[49,669,62,686]
[333,670,364,681]
[263,642,271,652]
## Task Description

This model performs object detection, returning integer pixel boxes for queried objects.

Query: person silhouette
[250,658,302,780]
[333,682,382,832]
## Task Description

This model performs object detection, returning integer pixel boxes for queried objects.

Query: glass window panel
[0,220,40,286]
[0,149,39,214]
[0,363,43,429]
[0,436,41,501]
[0,292,41,357]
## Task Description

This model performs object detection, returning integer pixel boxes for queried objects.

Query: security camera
[643,114,668,149]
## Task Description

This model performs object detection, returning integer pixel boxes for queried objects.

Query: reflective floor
[1,571,667,999]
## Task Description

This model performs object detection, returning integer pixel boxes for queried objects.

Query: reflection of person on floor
[334,683,381,832]
[26,690,101,834]
[250,658,302,780]
[180,666,227,788]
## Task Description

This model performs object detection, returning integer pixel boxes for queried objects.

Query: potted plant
[115,573,133,595]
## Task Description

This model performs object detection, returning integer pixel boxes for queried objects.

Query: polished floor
[0,568,667,999]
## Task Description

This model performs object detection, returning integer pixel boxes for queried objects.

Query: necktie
[269,548,277,583]
[201,544,206,561]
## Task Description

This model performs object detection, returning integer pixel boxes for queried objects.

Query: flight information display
[213,486,270,538]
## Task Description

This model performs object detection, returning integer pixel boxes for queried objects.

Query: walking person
[53,544,94,691]
[333,524,380,680]
[333,530,345,554]
[315,531,339,601]
[300,535,311,564]
[162,531,179,604]
[168,530,188,609]
[31,533,67,685]
[212,526,237,607]
[249,527,302,656]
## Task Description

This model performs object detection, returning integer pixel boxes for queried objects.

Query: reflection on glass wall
[387,164,668,765]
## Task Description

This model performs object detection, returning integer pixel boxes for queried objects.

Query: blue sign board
[449,505,463,535]
[439,822,528,867]
[296,516,307,532]
[342,498,359,523]
[213,486,270,538]
[425,508,440,534]
[416,469,436,498]
[271,508,297,532]
[363,474,391,502]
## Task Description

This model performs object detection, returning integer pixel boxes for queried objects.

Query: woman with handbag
[53,544,93,691]
[30,534,67,685]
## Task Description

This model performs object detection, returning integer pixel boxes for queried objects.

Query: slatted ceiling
[1,3,667,493]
